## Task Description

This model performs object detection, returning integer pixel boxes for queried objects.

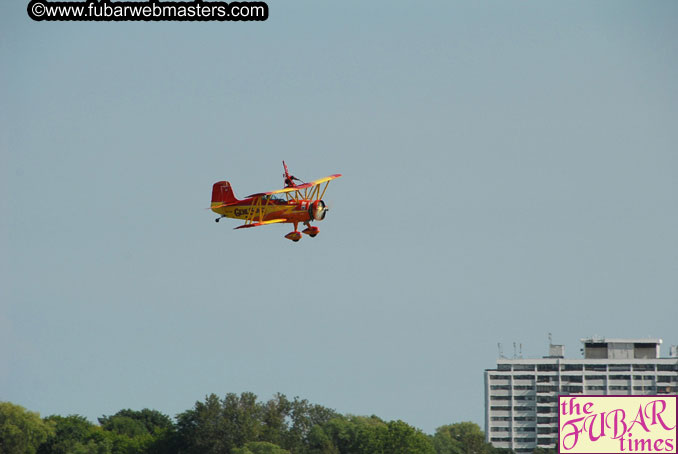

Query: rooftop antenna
[513,342,517,359]
[519,343,523,359]
[498,343,505,359]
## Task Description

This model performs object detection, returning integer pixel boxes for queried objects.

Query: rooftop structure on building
[484,337,678,454]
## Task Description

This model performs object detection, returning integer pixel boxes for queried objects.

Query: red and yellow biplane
[210,162,341,242]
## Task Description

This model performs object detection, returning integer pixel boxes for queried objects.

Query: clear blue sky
[2,0,677,434]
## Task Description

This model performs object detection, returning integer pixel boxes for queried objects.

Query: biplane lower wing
[234,219,287,230]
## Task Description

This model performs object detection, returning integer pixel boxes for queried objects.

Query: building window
[657,365,678,372]
[561,364,583,371]
[514,365,536,371]
[585,375,605,380]
[514,406,535,412]
[491,417,511,421]
[491,427,510,432]
[586,386,605,391]
[634,343,657,359]
[609,364,631,371]
[537,385,558,393]
[585,364,607,371]
[562,385,583,393]
[537,364,558,371]
[491,396,510,400]
[610,375,631,380]
[633,364,655,371]
[584,343,608,359]
[491,385,511,390]
[632,375,655,381]
[562,375,583,383]
[513,385,534,390]
[514,375,534,380]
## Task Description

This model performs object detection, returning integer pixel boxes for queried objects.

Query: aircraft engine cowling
[309,200,327,221]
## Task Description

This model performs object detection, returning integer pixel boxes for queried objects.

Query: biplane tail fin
[211,181,240,205]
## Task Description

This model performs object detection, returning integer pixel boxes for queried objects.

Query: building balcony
[511,389,536,396]
[489,389,511,396]
[512,421,536,428]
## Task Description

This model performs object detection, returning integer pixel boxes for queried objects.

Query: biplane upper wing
[246,174,342,198]
[306,174,342,186]
[234,219,287,229]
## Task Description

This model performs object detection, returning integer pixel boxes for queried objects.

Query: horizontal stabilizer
[209,201,240,210]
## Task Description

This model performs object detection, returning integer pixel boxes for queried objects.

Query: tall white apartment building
[484,338,678,453]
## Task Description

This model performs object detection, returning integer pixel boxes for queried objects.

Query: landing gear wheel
[215,218,220,223]
[285,231,302,242]
[302,225,319,237]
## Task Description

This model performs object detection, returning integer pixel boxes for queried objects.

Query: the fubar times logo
[559,396,677,454]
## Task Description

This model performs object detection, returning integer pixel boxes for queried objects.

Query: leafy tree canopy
[533,448,556,454]
[1,396,524,454]
[37,415,94,454]
[433,422,494,454]
[99,409,174,436]
[0,402,55,454]
[232,441,290,454]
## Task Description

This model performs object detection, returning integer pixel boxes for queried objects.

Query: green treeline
[0,393,528,454]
